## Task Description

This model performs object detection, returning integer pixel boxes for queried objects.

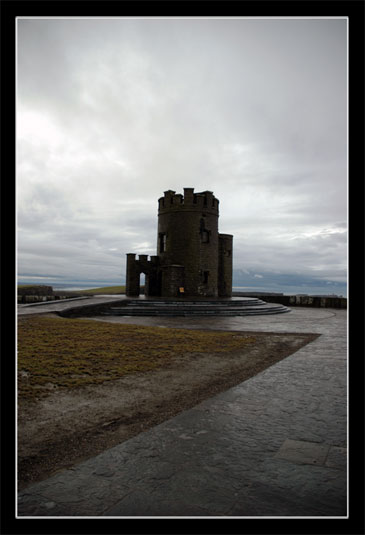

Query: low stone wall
[17,285,81,304]
[289,295,346,309]
[18,295,71,304]
[233,293,347,309]
[18,285,54,296]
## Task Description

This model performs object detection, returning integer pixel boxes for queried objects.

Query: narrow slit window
[159,233,167,253]
[202,230,209,243]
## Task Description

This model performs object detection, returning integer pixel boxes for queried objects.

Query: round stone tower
[157,188,221,297]
[125,187,233,298]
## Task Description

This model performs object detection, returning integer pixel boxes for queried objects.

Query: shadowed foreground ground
[18,314,315,490]
[17,303,347,517]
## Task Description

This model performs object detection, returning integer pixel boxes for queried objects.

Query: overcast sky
[17,17,347,290]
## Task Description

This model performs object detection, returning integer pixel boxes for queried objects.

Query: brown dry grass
[17,316,256,402]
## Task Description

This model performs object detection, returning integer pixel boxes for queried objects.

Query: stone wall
[233,293,347,309]
[218,234,233,297]
[17,285,78,304]
[18,285,54,296]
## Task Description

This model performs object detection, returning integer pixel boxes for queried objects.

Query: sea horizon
[17,280,347,298]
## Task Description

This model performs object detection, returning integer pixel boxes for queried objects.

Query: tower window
[203,271,209,284]
[202,230,209,243]
[159,233,167,253]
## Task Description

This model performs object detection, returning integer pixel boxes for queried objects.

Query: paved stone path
[17,303,347,517]
[17,295,127,316]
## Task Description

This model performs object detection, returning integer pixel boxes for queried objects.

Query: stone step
[119,298,266,307]
[103,303,290,317]
[111,305,281,313]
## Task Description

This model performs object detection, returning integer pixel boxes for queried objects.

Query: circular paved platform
[18,295,290,318]
[104,297,290,316]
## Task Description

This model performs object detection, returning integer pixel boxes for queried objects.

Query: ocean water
[50,284,345,297]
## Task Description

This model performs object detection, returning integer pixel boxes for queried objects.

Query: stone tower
[125,188,233,298]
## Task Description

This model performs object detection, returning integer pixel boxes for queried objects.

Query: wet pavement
[17,298,347,517]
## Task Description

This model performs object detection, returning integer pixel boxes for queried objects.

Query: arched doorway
[139,273,146,295]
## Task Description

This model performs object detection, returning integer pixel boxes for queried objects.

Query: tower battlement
[158,188,219,213]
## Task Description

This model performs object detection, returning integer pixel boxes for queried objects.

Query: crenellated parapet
[158,188,219,215]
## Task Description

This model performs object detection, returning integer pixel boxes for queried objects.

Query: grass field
[17,284,127,295]
[18,316,255,403]
[74,286,126,295]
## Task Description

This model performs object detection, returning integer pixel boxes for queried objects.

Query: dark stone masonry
[126,188,233,298]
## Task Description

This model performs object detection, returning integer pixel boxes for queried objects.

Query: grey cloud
[17,17,347,290]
